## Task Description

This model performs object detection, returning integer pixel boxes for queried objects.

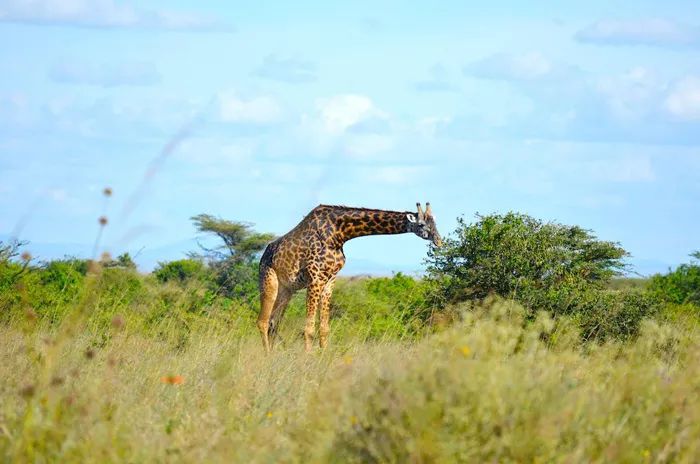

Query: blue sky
[1,1,699,275]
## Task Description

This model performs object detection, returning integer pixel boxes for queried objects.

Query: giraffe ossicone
[257,202,442,352]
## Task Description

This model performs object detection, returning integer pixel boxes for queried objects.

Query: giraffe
[257,202,442,352]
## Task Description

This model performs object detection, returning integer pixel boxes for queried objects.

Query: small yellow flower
[350,415,358,425]
[266,411,273,418]
[459,345,471,357]
[343,355,353,365]
[642,449,650,459]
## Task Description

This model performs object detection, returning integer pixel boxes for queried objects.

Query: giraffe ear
[406,214,417,223]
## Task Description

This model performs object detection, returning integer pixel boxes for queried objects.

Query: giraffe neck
[327,207,411,244]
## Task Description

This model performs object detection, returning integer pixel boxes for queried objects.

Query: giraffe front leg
[319,277,336,349]
[304,282,323,352]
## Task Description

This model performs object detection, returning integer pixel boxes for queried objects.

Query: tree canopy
[426,212,629,305]
[190,214,275,263]
[648,251,700,307]
[189,214,275,300]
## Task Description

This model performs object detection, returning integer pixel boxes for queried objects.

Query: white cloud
[344,135,394,158]
[464,52,576,82]
[0,93,203,140]
[414,64,458,93]
[177,137,254,166]
[415,116,451,137]
[665,76,700,120]
[253,55,316,84]
[589,156,655,183]
[596,67,663,121]
[0,0,231,31]
[579,194,626,209]
[453,56,700,145]
[575,18,700,48]
[365,166,422,185]
[49,60,160,86]
[218,93,283,124]
[0,92,32,126]
[297,94,394,158]
[47,188,68,202]
[315,94,387,135]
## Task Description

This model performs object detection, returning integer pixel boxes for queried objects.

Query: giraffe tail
[268,303,289,346]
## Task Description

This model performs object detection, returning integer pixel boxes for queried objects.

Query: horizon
[1,1,699,276]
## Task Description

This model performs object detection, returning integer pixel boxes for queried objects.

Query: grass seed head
[24,307,38,321]
[111,315,125,330]
[87,260,101,274]
[19,384,35,399]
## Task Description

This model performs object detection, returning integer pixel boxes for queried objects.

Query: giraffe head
[407,202,442,246]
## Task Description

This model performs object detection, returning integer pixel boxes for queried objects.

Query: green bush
[648,252,700,307]
[209,259,259,303]
[153,259,207,284]
[425,212,654,341]
[23,259,90,315]
[103,252,138,270]
[40,259,86,287]
[427,213,628,304]
[329,274,430,340]
[0,240,30,293]
[319,302,698,463]
[0,260,25,294]
[574,289,660,342]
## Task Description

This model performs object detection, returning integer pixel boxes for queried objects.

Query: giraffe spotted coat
[257,203,441,351]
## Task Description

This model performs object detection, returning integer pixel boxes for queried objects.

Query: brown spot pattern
[256,204,435,352]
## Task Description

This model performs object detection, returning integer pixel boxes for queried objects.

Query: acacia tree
[190,214,275,299]
[426,212,629,306]
[0,240,31,289]
[425,212,664,341]
[191,214,275,263]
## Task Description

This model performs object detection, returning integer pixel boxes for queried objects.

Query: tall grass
[1,291,698,463]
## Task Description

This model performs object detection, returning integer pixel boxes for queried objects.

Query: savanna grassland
[1,212,700,463]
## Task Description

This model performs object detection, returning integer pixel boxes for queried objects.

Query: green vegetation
[426,213,629,304]
[1,294,698,462]
[190,213,274,302]
[154,258,207,284]
[426,213,662,341]
[0,211,698,462]
[648,252,700,307]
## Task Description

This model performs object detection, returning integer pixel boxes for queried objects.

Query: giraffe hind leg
[268,288,292,347]
[257,266,279,352]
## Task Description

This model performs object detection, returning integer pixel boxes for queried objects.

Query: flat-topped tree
[190,214,276,300]
[258,202,442,352]
[190,213,276,263]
